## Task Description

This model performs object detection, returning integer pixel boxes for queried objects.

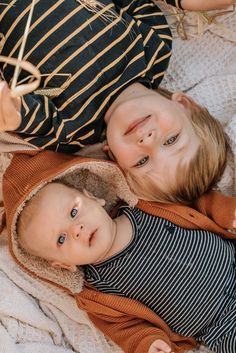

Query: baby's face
[22,183,116,270]
[106,91,199,193]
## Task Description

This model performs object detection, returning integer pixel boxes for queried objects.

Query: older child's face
[105,91,199,192]
[22,184,116,271]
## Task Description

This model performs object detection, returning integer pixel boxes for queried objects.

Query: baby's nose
[72,224,84,240]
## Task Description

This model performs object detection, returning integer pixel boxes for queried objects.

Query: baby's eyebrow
[63,198,72,214]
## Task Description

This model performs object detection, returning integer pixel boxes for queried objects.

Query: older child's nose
[138,130,155,146]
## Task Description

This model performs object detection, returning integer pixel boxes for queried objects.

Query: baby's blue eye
[58,234,66,245]
[70,208,78,218]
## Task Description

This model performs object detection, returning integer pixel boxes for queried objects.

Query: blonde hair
[126,90,228,205]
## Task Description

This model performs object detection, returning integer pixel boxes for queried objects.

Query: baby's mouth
[89,230,97,246]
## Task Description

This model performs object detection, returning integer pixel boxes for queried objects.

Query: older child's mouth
[124,115,150,135]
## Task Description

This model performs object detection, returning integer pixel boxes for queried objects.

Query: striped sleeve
[114,0,182,10]
[114,0,172,40]
[17,94,63,151]
[114,0,173,88]
[162,0,183,9]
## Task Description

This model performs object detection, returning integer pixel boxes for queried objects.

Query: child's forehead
[41,182,80,196]
[33,183,89,211]
[26,183,76,209]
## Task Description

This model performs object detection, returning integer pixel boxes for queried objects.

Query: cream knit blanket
[0,7,235,353]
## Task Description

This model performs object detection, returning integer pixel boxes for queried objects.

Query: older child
[0,0,234,204]
[15,180,236,353]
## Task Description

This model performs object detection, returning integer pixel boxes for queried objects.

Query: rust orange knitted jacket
[2,150,236,353]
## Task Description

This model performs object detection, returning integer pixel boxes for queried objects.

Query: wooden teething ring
[0,55,40,97]
[0,0,40,97]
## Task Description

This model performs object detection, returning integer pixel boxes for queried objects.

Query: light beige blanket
[0,6,235,353]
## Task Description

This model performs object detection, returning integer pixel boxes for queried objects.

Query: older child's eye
[58,234,66,245]
[164,134,179,146]
[135,156,149,168]
[70,208,78,218]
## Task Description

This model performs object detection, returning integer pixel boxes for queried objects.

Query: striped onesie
[0,0,181,152]
[85,206,236,353]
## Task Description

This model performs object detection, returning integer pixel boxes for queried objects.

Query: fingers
[233,210,236,229]
[0,55,40,97]
[181,0,235,11]
[0,81,21,131]
[148,339,173,353]
[102,143,109,152]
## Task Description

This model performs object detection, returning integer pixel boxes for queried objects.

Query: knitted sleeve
[195,191,236,230]
[76,287,196,353]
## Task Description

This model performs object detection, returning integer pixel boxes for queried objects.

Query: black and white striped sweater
[85,206,235,341]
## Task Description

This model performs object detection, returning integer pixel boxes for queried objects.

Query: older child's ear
[82,189,106,206]
[103,143,109,152]
[51,261,77,272]
[171,92,198,108]
[103,143,116,161]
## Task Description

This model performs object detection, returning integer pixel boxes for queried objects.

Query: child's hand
[148,339,173,353]
[181,0,235,11]
[0,81,21,131]
[233,209,236,229]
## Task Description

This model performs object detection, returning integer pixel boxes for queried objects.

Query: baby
[17,182,236,353]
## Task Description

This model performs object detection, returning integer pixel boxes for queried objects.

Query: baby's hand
[181,0,235,11]
[148,339,173,353]
[0,81,21,131]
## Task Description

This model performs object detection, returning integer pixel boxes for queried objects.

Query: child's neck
[101,214,133,262]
